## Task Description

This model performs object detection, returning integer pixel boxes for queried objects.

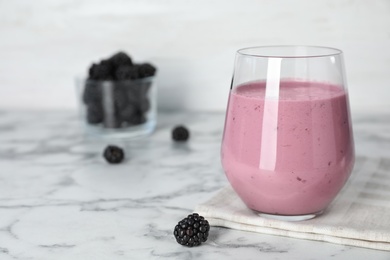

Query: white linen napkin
[195,157,390,251]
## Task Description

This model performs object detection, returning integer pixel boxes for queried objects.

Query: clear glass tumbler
[76,76,157,139]
[221,46,355,221]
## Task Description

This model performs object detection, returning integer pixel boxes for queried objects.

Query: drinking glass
[75,76,157,139]
[221,46,355,221]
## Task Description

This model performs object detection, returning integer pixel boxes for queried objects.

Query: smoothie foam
[221,80,354,215]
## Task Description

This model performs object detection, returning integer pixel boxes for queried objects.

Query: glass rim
[237,45,343,58]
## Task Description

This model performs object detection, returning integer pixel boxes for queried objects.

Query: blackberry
[138,98,150,113]
[88,63,98,79]
[109,52,133,68]
[119,105,136,123]
[86,103,103,124]
[82,81,101,104]
[138,63,156,78]
[103,145,124,164]
[115,65,139,80]
[113,83,130,110]
[127,84,142,103]
[173,213,210,247]
[88,61,113,80]
[128,110,146,125]
[100,59,113,68]
[172,126,190,142]
[138,80,152,98]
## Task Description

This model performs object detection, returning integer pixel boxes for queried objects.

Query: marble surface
[0,111,389,260]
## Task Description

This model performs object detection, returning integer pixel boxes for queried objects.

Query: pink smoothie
[221,80,354,215]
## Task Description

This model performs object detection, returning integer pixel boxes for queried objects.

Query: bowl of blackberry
[76,51,157,139]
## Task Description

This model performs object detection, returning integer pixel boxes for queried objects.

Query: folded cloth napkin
[195,157,390,251]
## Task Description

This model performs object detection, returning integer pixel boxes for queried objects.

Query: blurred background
[0,0,389,114]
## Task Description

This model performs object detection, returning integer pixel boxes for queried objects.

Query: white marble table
[0,111,389,260]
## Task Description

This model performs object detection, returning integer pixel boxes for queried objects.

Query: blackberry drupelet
[103,145,125,164]
[172,126,190,142]
[173,213,210,247]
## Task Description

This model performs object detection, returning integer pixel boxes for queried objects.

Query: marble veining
[0,111,389,260]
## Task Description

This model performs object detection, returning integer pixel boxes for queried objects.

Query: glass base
[253,210,324,221]
[84,119,156,140]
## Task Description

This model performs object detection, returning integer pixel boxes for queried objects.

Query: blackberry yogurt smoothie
[221,80,355,216]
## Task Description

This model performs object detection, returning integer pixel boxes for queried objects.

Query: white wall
[0,0,389,113]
